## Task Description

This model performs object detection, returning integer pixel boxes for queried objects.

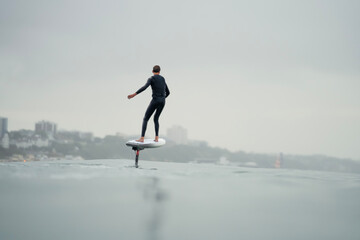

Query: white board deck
[126,138,166,149]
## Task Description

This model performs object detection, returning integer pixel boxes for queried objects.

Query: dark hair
[153,65,161,73]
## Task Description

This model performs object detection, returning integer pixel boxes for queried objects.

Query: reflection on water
[139,177,169,240]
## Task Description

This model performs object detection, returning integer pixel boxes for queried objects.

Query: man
[128,65,170,142]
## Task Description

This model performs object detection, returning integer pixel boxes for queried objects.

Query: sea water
[0,159,359,240]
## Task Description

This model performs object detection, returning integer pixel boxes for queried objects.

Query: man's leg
[137,100,157,142]
[153,100,165,141]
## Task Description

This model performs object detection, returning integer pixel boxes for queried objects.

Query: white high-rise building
[35,120,57,138]
[166,125,188,144]
[1,133,9,149]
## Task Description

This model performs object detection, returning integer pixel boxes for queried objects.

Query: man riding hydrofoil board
[127,65,170,142]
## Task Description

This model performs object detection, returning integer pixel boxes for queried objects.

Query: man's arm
[136,78,152,95]
[128,78,152,99]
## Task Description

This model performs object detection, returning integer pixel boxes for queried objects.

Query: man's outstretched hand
[127,93,137,99]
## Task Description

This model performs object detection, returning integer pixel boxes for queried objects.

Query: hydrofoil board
[126,138,166,150]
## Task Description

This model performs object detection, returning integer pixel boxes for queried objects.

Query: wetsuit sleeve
[165,83,170,98]
[136,78,152,95]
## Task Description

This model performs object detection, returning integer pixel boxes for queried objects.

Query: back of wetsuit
[136,75,170,99]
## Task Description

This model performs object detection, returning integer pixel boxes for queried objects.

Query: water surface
[0,159,359,240]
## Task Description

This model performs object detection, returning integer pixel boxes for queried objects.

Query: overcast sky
[1,0,359,159]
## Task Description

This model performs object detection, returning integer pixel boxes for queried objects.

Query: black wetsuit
[136,75,170,137]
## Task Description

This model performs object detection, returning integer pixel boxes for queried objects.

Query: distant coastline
[1,129,360,174]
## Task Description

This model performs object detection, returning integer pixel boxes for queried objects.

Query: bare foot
[154,136,159,142]
[136,137,144,142]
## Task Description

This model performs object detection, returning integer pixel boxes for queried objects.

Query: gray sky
[1,0,359,159]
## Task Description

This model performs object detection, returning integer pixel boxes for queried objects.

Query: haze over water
[1,159,359,240]
[1,1,360,236]
[1,0,359,159]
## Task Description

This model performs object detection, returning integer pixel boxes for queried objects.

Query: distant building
[14,137,49,149]
[56,130,93,142]
[1,133,10,149]
[35,120,57,139]
[0,117,8,138]
[166,125,188,144]
[34,137,50,147]
[188,140,208,147]
[79,131,93,141]
[0,117,9,149]
[14,140,33,149]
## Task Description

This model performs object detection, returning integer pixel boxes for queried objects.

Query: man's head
[153,65,161,74]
